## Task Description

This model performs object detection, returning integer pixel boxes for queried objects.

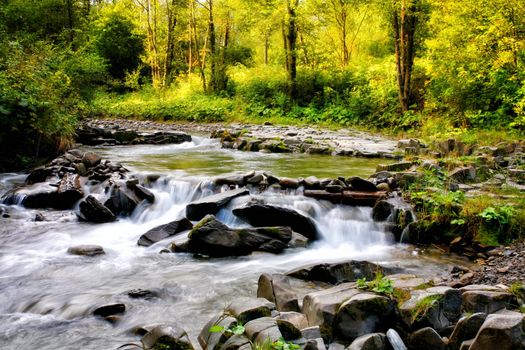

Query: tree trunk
[164,0,178,87]
[284,0,299,100]
[392,0,419,112]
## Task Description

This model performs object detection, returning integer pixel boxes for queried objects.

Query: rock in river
[137,218,193,247]
[232,204,318,240]
[184,215,292,257]
[186,188,249,221]
[77,195,117,223]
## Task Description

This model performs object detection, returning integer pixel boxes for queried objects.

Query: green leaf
[209,325,225,333]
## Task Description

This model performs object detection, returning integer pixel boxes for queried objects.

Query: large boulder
[185,215,292,257]
[232,204,318,240]
[78,195,117,223]
[104,185,141,217]
[137,218,193,247]
[347,333,387,350]
[186,188,249,221]
[468,312,525,350]
[399,286,462,332]
[332,293,395,342]
[226,297,275,324]
[56,173,84,208]
[459,285,519,314]
[286,261,384,285]
[257,273,299,312]
[407,327,445,350]
[141,324,194,350]
[347,177,378,192]
[447,313,487,350]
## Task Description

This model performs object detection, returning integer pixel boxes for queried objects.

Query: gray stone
[385,329,407,350]
[220,334,251,350]
[142,324,194,350]
[226,297,274,324]
[186,188,249,221]
[137,218,193,247]
[93,303,125,317]
[198,314,237,350]
[468,313,525,350]
[301,326,322,340]
[448,313,487,350]
[276,312,308,331]
[347,333,387,350]
[333,293,394,342]
[77,195,116,223]
[257,273,299,312]
[287,260,384,285]
[449,167,476,183]
[67,245,105,256]
[461,290,518,314]
[82,151,102,168]
[347,177,378,192]
[376,162,412,172]
[408,327,444,350]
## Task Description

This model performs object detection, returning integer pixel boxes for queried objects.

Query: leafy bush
[356,274,394,296]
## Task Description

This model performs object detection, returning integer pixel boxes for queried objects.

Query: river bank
[0,119,523,349]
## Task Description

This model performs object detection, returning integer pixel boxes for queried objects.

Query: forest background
[1,0,524,169]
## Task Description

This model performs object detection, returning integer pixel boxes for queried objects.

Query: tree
[284,0,299,99]
[388,0,428,112]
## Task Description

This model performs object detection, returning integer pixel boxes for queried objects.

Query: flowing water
[0,137,467,350]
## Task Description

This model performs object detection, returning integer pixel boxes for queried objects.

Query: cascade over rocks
[182,215,293,256]
[137,218,193,247]
[186,188,249,221]
[232,204,318,241]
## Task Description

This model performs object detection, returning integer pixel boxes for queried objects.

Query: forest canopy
[0,0,524,169]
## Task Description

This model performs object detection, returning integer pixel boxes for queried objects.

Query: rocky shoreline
[1,118,524,350]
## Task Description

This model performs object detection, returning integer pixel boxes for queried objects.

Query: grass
[411,294,443,323]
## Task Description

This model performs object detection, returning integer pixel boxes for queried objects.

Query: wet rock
[142,131,192,145]
[245,317,282,343]
[56,173,84,208]
[408,327,444,350]
[20,184,60,209]
[132,184,155,203]
[142,324,194,350]
[289,232,309,248]
[333,293,395,342]
[302,326,322,340]
[386,329,407,350]
[93,303,125,317]
[104,185,141,217]
[257,273,299,312]
[347,177,378,192]
[232,204,318,241]
[34,213,46,221]
[226,297,274,324]
[78,195,117,223]
[459,285,518,314]
[399,286,461,331]
[67,245,105,256]
[302,283,360,340]
[275,312,308,331]
[279,177,301,188]
[186,188,249,221]
[303,190,386,207]
[198,314,237,350]
[347,333,387,350]
[372,200,394,222]
[287,260,384,285]
[375,183,390,192]
[305,339,327,350]
[82,151,102,168]
[215,173,252,187]
[304,176,321,189]
[448,312,487,350]
[186,215,292,256]
[25,166,56,184]
[468,312,525,350]
[137,218,193,247]
[376,162,412,172]
[220,334,251,350]
[127,289,158,299]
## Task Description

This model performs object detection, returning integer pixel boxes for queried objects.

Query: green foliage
[93,11,144,79]
[412,294,443,322]
[356,274,394,296]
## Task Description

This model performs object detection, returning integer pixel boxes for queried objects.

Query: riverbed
[0,136,468,350]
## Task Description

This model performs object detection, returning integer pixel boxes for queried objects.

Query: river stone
[287,260,384,285]
[232,204,318,240]
[333,293,395,342]
[142,324,194,350]
[304,176,321,189]
[132,184,155,203]
[347,177,378,192]
[56,173,84,208]
[460,289,518,314]
[386,329,407,350]
[82,151,102,168]
[220,334,251,350]
[186,188,249,221]
[104,185,141,217]
[376,162,412,172]
[399,286,462,331]
[302,326,322,340]
[138,218,193,246]
[127,289,159,299]
[78,195,116,223]
[186,215,292,256]
[305,338,327,350]
[407,327,444,350]
[226,297,274,324]
[67,245,105,256]
[447,313,487,350]
[302,283,361,340]
[468,313,525,350]
[347,333,387,350]
[276,312,308,331]
[198,314,237,350]
[276,318,302,340]
[245,317,278,340]
[93,303,126,317]
[257,273,299,312]
[20,184,60,209]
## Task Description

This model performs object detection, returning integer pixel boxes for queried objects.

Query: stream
[0,136,468,350]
